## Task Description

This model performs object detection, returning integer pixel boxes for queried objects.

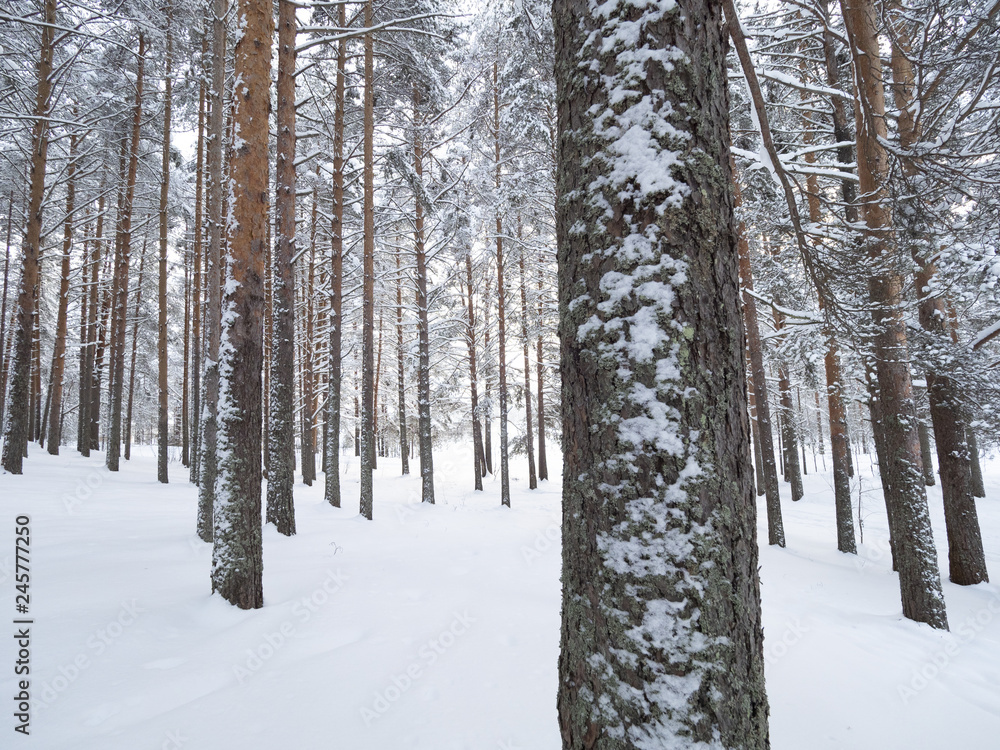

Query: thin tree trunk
[76,209,91,454]
[198,0,226,542]
[106,33,146,472]
[124,241,148,460]
[968,428,985,498]
[396,244,410,475]
[46,132,77,455]
[0,194,13,435]
[518,233,537,490]
[324,3,346,509]
[535,264,548,481]
[1,0,55,473]
[266,0,297,535]
[301,192,317,485]
[211,0,270,609]
[157,8,173,483]
[190,31,207,484]
[494,60,510,509]
[465,253,484,491]
[413,84,434,504]
[359,0,375,520]
[842,0,948,629]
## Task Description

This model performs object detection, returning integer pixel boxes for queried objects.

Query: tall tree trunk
[301,193,317,485]
[887,1,986,586]
[554,1,769,744]
[734,170,784,546]
[46,132,77,455]
[182,248,191,466]
[75,206,92,455]
[324,3,346,509]
[1,0,55,473]
[773,312,804,501]
[124,241,148,460]
[494,60,510,509]
[413,85,434,504]
[359,0,375,520]
[266,0,297,535]
[157,8,173,483]
[842,0,948,629]
[106,33,146,472]
[211,0,271,609]
[396,244,410,475]
[518,234,537,490]
[535,265,548,481]
[190,32,206,483]
[0,194,13,436]
[91,185,117,453]
[198,0,227,542]
[465,253,484,491]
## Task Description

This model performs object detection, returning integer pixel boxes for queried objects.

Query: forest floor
[1,441,998,749]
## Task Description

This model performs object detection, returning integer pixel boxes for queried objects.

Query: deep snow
[1,442,998,749]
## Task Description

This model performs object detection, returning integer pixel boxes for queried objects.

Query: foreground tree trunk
[842,0,948,629]
[266,0,297,536]
[2,0,56,473]
[211,0,271,609]
[554,1,769,746]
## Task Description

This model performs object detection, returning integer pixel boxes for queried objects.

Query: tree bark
[554,1,769,744]
[518,235,537,490]
[198,0,227,542]
[413,85,434,504]
[1,0,55,473]
[266,0,298,535]
[536,264,548,481]
[157,7,173,483]
[359,0,375,520]
[396,244,410,475]
[464,253,484,491]
[494,60,510,509]
[124,241,148,460]
[211,0,271,609]
[46,132,77,455]
[324,3,346,509]
[842,0,948,629]
[190,30,207,483]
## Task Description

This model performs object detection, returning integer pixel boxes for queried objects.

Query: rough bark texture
[2,0,55,474]
[842,0,948,629]
[211,0,271,609]
[968,428,985,498]
[359,0,375,520]
[198,0,226,542]
[554,1,769,747]
[917,419,935,485]
[465,253,484,491]
[324,5,346,509]
[396,245,409,475]
[414,87,435,505]
[190,52,205,482]
[887,2,986,586]
[157,11,173,483]
[266,0,298,536]
[494,61,511,509]
[536,265,548,481]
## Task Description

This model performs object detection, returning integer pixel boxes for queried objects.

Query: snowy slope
[1,443,998,749]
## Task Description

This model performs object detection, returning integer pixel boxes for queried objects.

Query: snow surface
[2,443,1000,748]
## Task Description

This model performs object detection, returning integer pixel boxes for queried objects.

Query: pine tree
[554,1,769,745]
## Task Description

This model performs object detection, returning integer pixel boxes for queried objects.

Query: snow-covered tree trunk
[842,0,948,629]
[190,54,205,483]
[396,245,409,475]
[518,242,537,491]
[157,8,173,484]
[359,0,375,520]
[494,61,510,509]
[45,132,77,455]
[414,86,434,505]
[266,0,298,536]
[464,252,484,491]
[1,0,55,473]
[198,0,227,541]
[324,4,347,509]
[554,0,769,746]
[211,0,271,609]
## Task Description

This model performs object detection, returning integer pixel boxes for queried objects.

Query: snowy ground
[1,441,998,749]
